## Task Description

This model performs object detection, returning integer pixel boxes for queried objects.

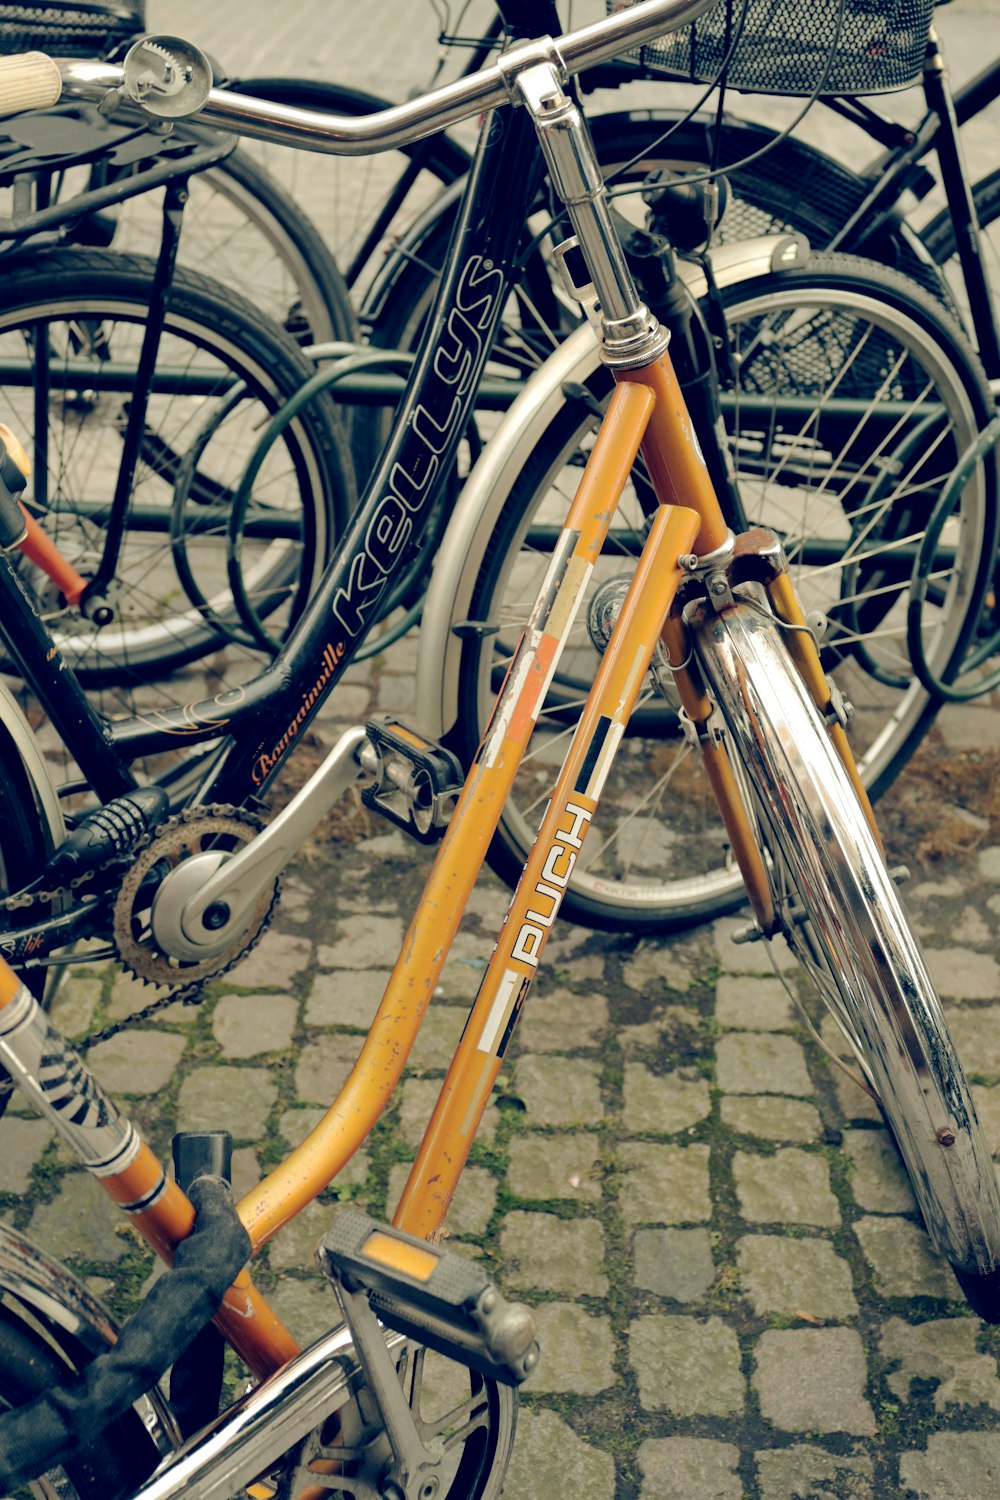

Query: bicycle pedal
[319,1208,539,1386]
[358,717,464,844]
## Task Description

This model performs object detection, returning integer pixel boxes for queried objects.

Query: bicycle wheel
[452,254,995,931]
[96,142,358,347]
[693,596,1000,1314]
[0,248,352,703]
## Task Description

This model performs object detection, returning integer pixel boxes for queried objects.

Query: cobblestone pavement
[5,670,1000,1500]
[4,3,1000,1498]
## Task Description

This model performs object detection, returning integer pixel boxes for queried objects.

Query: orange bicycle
[1,4,999,1495]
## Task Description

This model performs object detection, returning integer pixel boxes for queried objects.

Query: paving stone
[899,1432,1000,1499]
[633,1227,715,1302]
[753,1328,876,1435]
[934,704,1000,754]
[517,989,609,1052]
[304,967,387,1028]
[176,1066,277,1139]
[618,1142,712,1225]
[979,846,1000,883]
[500,1210,607,1296]
[716,1033,813,1096]
[0,1116,52,1192]
[231,1147,260,1200]
[267,1198,333,1271]
[853,1216,958,1300]
[714,919,796,973]
[501,1409,616,1500]
[428,930,492,1002]
[733,1149,840,1227]
[107,971,191,1024]
[953,909,993,946]
[925,948,1000,1000]
[842,1129,916,1213]
[911,874,965,902]
[622,942,695,995]
[398,1076,498,1148]
[48,977,101,1039]
[88,1029,187,1096]
[313,682,370,724]
[623,1063,711,1134]
[265,1277,340,1347]
[943,1005,1000,1076]
[28,1173,127,1263]
[212,992,297,1058]
[830,1066,884,1125]
[521,1302,615,1395]
[756,1445,873,1499]
[513,1055,603,1128]
[406,1005,466,1073]
[294,1034,362,1105]
[971,1084,1000,1154]
[506,1132,603,1202]
[736,1234,858,1319]
[880,1317,1000,1410]
[629,1314,744,1415]
[386,1162,496,1238]
[715,975,796,1031]
[619,1007,703,1056]
[317,915,405,970]
[462,877,512,928]
[229,931,312,986]
[720,1096,822,1143]
[637,1437,742,1499]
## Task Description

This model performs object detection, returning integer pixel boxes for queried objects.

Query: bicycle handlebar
[2,0,718,154]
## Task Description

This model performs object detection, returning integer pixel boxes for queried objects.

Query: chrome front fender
[413,233,808,741]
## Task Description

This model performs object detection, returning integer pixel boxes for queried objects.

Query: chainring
[112,805,277,986]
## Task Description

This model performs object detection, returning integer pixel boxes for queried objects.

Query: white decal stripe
[584,720,625,801]
[477,968,521,1056]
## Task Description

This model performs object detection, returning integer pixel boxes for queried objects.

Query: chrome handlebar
[54,0,719,156]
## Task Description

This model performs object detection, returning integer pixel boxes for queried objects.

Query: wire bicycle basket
[0,0,145,57]
[607,0,935,95]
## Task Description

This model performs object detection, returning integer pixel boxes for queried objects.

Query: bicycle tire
[693,596,1000,1314]
[451,253,995,932]
[0,247,352,703]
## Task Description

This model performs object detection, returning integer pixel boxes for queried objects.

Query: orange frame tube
[0,340,833,1386]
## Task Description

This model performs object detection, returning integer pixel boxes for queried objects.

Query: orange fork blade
[236,378,658,1251]
[393,499,700,1238]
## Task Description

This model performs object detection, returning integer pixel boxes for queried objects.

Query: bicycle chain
[1,804,276,1052]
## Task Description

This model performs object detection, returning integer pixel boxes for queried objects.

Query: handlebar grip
[0,51,62,118]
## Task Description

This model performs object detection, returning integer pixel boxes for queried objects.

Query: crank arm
[152,727,367,964]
